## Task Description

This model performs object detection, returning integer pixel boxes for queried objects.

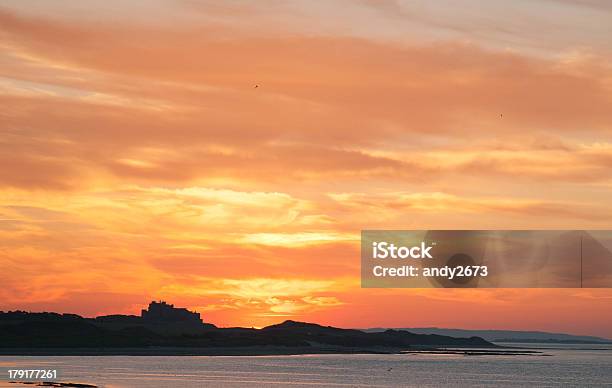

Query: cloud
[0,17,611,194]
[1,7,612,194]
[328,191,612,226]
[1,4,612,334]
[154,277,345,319]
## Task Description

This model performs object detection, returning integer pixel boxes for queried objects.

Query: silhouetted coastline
[0,301,503,356]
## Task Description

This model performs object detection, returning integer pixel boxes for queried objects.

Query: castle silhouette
[141,301,202,324]
[92,300,215,334]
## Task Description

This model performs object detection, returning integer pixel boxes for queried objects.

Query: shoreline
[0,346,540,357]
[0,346,409,356]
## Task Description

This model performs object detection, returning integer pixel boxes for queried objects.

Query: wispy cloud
[1,2,611,335]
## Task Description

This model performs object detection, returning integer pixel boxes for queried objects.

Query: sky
[1,1,612,337]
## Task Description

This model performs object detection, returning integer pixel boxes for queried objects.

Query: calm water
[0,344,610,387]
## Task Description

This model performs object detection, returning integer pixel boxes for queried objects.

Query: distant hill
[261,320,493,348]
[363,327,612,344]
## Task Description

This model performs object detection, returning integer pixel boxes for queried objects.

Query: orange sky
[1,1,612,337]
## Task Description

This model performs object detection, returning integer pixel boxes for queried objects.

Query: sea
[0,343,610,387]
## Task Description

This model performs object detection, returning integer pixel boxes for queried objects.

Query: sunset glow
[1,1,612,336]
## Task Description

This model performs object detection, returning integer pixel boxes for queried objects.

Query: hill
[363,327,611,344]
